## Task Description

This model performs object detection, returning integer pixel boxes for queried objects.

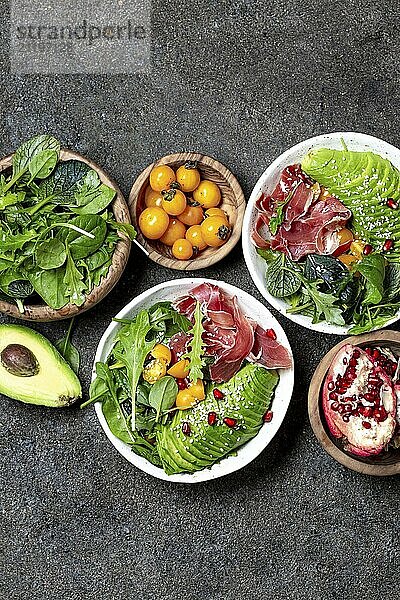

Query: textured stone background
[1,1,400,599]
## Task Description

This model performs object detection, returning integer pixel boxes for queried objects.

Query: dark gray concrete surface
[1,1,400,599]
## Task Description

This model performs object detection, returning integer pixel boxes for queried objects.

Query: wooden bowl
[0,149,131,322]
[308,331,400,476]
[128,152,245,270]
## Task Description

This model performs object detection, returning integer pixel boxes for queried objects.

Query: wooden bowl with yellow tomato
[128,152,245,270]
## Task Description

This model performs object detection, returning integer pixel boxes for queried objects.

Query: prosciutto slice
[252,165,351,261]
[174,283,292,382]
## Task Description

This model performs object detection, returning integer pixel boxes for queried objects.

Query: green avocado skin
[156,363,279,475]
[301,148,400,259]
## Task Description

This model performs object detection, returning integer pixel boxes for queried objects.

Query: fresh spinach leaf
[384,262,400,301]
[357,254,385,305]
[57,214,107,259]
[107,219,137,240]
[148,375,178,421]
[72,170,116,214]
[36,238,67,270]
[27,266,67,310]
[13,134,60,176]
[63,249,86,306]
[28,150,58,181]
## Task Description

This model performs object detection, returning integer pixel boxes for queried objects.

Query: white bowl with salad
[242,132,400,335]
[91,278,294,483]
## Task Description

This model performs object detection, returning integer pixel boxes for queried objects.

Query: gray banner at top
[10,0,151,74]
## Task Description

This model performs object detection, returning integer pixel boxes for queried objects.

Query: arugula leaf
[113,311,156,430]
[63,249,86,306]
[357,253,385,305]
[55,318,80,374]
[182,301,205,382]
[0,230,37,251]
[265,253,301,298]
[305,280,346,326]
[0,191,25,210]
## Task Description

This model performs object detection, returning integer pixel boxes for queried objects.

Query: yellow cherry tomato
[172,238,193,260]
[176,389,197,410]
[159,218,187,246]
[200,216,231,247]
[142,358,167,384]
[161,189,187,216]
[149,165,176,192]
[338,254,360,268]
[139,207,169,240]
[151,343,172,365]
[185,225,207,251]
[188,379,205,400]
[168,359,190,378]
[178,204,204,226]
[193,180,221,208]
[144,186,163,208]
[205,207,228,220]
[176,163,201,192]
[350,240,365,258]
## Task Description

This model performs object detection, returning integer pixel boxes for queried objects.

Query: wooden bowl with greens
[0,135,134,322]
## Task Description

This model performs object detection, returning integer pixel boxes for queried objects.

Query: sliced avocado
[0,324,81,407]
[302,147,400,259]
[157,363,279,475]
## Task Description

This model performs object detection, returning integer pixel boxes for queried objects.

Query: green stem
[25,195,54,215]
[80,392,105,409]
[287,301,314,314]
[2,166,28,193]
[62,317,75,356]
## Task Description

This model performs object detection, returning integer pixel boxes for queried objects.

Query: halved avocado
[0,324,81,407]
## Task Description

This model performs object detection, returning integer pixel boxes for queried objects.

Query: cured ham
[252,165,351,261]
[174,283,292,382]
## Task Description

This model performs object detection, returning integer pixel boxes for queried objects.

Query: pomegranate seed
[177,379,187,390]
[349,358,358,367]
[387,198,398,210]
[374,408,388,422]
[223,417,237,428]
[353,349,360,359]
[364,347,373,356]
[343,357,348,365]
[342,414,350,423]
[329,392,338,401]
[360,406,374,418]
[213,388,224,400]
[383,239,394,252]
[265,329,277,340]
[362,421,372,429]
[331,402,339,411]
[182,422,191,436]
[372,349,381,359]
[328,381,335,391]
[263,410,273,423]
[364,393,375,402]
[352,409,360,417]
[207,411,217,426]
[363,244,373,255]
[344,403,353,412]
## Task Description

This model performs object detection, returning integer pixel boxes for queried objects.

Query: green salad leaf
[265,253,301,298]
[182,301,205,382]
[356,253,385,305]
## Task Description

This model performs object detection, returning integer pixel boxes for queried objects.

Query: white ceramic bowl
[93,278,294,483]
[242,132,400,335]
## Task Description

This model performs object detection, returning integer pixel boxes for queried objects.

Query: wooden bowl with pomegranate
[308,330,400,476]
[128,152,245,270]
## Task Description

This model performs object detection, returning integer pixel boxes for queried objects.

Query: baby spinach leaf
[57,214,107,259]
[13,134,60,175]
[357,254,385,305]
[265,253,301,298]
[148,375,178,421]
[0,230,37,251]
[384,263,400,301]
[28,150,58,181]
[36,238,67,270]
[304,254,348,290]
[72,170,116,214]
[27,266,67,309]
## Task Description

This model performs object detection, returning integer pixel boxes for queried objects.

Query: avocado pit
[0,344,40,377]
